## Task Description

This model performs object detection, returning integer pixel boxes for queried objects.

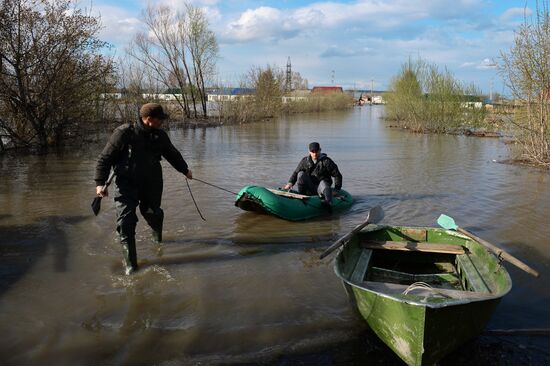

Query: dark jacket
[288,153,342,190]
[94,120,188,187]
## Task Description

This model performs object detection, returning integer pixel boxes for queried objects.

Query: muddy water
[1,106,549,365]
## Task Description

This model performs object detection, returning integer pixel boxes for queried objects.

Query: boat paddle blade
[319,205,384,260]
[437,214,458,231]
[91,196,102,216]
[92,171,115,216]
[368,205,384,224]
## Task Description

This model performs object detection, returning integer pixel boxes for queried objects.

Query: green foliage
[386,58,487,133]
[253,66,283,117]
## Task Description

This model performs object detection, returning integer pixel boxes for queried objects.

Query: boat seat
[361,281,495,300]
[267,189,309,199]
[361,240,465,254]
[456,253,491,293]
[350,249,373,283]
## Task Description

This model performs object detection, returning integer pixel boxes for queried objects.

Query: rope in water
[186,178,206,221]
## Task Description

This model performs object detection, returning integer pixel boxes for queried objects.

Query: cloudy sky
[91,0,534,95]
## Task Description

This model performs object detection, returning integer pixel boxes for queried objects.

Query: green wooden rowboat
[335,225,512,366]
[235,185,353,221]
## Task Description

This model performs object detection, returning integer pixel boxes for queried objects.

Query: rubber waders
[121,239,138,275]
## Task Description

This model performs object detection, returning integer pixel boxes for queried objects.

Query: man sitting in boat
[283,142,343,212]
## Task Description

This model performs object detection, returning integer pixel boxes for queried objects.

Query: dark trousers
[114,180,164,270]
[296,171,332,204]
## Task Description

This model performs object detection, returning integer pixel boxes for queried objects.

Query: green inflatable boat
[235,185,353,221]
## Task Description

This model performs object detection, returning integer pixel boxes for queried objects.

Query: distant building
[282,89,310,103]
[372,95,385,104]
[311,86,344,94]
[207,88,255,102]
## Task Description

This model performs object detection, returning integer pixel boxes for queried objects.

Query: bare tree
[291,71,308,90]
[102,55,165,124]
[0,0,114,151]
[500,0,550,166]
[185,3,219,118]
[127,2,218,120]
[128,5,192,119]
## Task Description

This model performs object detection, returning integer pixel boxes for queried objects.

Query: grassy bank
[210,93,354,124]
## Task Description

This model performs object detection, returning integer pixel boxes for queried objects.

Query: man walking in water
[94,103,192,275]
[283,142,342,212]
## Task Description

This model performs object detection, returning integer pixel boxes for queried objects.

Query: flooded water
[1,106,549,365]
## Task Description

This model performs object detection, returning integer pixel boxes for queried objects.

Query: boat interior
[345,227,496,300]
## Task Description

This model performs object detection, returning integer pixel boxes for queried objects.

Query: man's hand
[283,183,293,190]
[96,185,108,197]
[185,169,193,179]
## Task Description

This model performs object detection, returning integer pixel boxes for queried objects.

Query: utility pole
[331,70,335,85]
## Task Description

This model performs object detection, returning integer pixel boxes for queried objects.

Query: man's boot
[121,238,138,275]
[321,200,333,214]
[152,226,162,243]
[151,211,163,244]
[142,207,163,244]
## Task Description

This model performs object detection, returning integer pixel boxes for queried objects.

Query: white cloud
[500,7,531,20]
[460,58,497,69]
[222,0,488,43]
[477,58,498,69]
[93,5,142,46]
[90,0,514,93]
[225,7,297,42]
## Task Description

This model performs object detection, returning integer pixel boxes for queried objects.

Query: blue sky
[91,0,534,95]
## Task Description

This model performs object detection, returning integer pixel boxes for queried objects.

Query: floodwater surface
[1,106,549,365]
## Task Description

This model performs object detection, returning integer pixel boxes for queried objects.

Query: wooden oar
[437,214,539,277]
[319,206,384,259]
[91,170,115,216]
[267,188,309,200]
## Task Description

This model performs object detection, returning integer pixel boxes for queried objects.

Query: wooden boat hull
[235,185,353,221]
[335,226,512,366]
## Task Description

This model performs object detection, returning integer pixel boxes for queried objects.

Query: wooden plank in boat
[361,240,466,254]
[267,189,310,199]
[400,228,427,241]
[350,249,373,283]
[456,254,491,293]
[361,281,494,300]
